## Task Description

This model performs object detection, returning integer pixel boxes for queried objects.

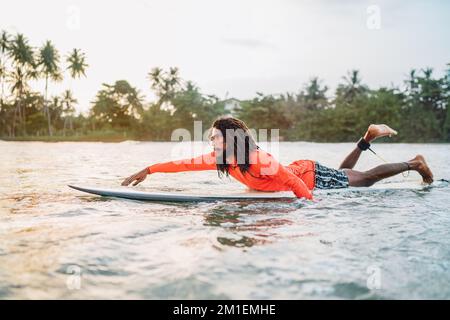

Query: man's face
[210,128,225,152]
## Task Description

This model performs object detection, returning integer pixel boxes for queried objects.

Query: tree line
[0,30,449,142]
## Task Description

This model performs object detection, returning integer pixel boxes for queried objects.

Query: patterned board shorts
[314,162,349,189]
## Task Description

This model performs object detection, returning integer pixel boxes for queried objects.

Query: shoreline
[1,136,138,143]
[1,136,448,143]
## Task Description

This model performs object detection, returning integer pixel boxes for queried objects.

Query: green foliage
[0,30,449,143]
[90,80,144,130]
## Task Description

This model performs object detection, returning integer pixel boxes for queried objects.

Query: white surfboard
[69,180,441,203]
[68,185,296,202]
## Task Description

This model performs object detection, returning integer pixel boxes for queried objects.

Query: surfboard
[69,180,445,203]
[68,185,296,202]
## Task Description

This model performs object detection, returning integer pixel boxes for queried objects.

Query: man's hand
[121,168,149,186]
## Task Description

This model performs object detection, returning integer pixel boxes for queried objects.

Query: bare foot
[410,155,434,184]
[364,124,398,143]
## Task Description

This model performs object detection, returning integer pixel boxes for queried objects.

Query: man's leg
[344,155,433,187]
[339,124,398,169]
[338,147,363,170]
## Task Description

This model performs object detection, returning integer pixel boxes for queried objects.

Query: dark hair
[211,116,259,177]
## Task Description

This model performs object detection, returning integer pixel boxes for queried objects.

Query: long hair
[211,116,259,177]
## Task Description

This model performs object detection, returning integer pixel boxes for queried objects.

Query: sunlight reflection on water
[0,141,449,299]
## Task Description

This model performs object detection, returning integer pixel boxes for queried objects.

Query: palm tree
[8,67,31,136]
[65,48,87,132]
[38,40,62,136]
[61,89,77,135]
[337,69,369,103]
[8,33,36,136]
[0,30,11,106]
[148,67,162,88]
[300,77,329,110]
[446,63,450,82]
[422,67,433,79]
[147,67,182,109]
[66,48,88,79]
[405,69,418,94]
[167,67,181,88]
[148,67,163,107]
[48,95,63,132]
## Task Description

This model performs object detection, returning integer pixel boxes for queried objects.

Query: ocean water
[0,141,449,299]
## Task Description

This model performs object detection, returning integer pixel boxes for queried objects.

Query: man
[121,117,433,200]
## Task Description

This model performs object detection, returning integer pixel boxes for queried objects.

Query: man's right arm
[121,152,217,186]
[147,152,217,174]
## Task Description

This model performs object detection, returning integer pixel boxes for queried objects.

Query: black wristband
[357,137,371,151]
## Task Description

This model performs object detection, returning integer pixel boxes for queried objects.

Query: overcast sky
[1,0,449,113]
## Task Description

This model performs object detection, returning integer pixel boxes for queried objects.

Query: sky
[1,0,449,114]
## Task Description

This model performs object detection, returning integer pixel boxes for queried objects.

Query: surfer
[121,117,433,200]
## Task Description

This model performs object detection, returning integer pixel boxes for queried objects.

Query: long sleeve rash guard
[147,149,315,200]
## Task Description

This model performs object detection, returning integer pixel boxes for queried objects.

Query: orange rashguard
[147,149,315,200]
